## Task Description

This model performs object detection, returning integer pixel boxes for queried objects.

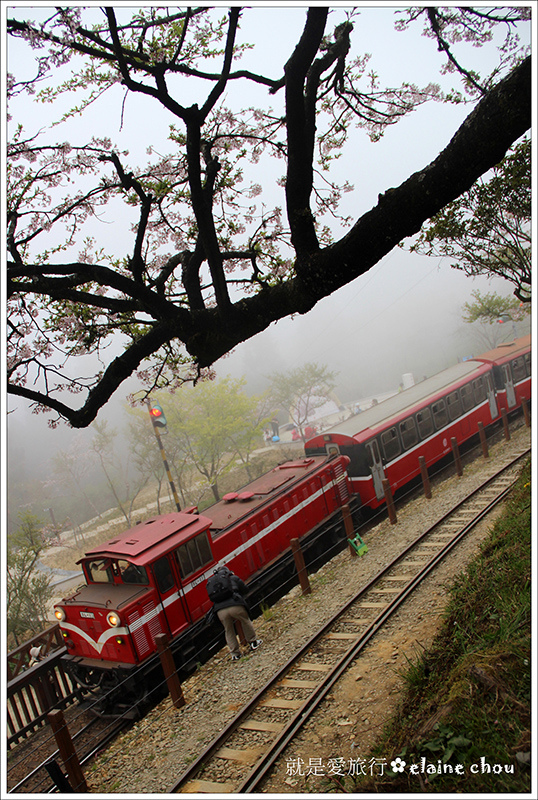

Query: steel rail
[238,464,523,790]
[8,714,130,794]
[170,449,529,793]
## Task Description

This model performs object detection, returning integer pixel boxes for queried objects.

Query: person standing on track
[206,565,262,661]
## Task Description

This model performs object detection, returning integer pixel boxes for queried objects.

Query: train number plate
[80,611,95,618]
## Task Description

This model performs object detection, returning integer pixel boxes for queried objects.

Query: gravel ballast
[87,424,530,794]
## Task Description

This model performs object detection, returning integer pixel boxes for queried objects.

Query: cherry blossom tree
[6,6,531,427]
[408,136,531,302]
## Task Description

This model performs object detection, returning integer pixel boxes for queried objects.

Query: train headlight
[54,608,65,622]
[107,612,120,627]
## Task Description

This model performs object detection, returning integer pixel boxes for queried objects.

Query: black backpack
[206,568,234,603]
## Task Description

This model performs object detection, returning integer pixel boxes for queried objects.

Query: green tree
[7,513,53,646]
[410,137,531,302]
[268,362,338,441]
[462,290,530,350]
[6,7,531,427]
[165,377,266,502]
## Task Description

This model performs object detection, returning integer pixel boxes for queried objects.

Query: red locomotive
[54,454,352,704]
[305,336,531,509]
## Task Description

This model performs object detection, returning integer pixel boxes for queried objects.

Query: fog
[4,4,532,531]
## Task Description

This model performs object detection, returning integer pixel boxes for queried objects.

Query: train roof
[78,456,337,561]
[79,512,212,564]
[473,334,531,365]
[306,360,489,444]
[205,456,337,532]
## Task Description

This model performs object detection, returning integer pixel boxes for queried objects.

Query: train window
[511,357,526,382]
[381,428,401,461]
[473,377,486,404]
[176,532,213,579]
[416,408,433,439]
[524,352,531,375]
[460,384,474,412]
[432,399,448,429]
[447,391,462,420]
[86,558,114,583]
[153,556,175,593]
[118,560,148,585]
[399,417,418,449]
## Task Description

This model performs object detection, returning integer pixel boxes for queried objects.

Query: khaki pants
[217,605,257,656]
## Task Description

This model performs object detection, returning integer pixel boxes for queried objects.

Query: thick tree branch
[185,55,532,364]
[284,7,328,257]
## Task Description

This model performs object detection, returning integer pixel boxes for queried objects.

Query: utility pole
[146,400,181,512]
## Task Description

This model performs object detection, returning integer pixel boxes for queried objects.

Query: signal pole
[146,400,181,512]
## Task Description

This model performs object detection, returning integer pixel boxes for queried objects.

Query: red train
[305,335,531,509]
[54,454,352,704]
[53,336,530,707]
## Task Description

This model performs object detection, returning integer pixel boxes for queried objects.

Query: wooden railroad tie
[215,746,265,764]
[239,719,284,732]
[261,698,303,710]
[279,678,320,689]
[180,779,235,793]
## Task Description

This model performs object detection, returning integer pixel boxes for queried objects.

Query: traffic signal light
[149,402,167,428]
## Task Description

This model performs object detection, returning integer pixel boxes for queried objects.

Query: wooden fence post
[477,422,489,459]
[47,709,88,793]
[290,538,312,595]
[418,456,431,499]
[342,504,356,556]
[155,633,186,709]
[382,479,397,525]
[501,408,511,441]
[521,397,530,427]
[45,759,74,793]
[451,437,463,477]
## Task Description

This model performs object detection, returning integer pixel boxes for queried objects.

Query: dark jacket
[212,572,249,612]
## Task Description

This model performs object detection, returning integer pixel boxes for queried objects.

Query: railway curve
[170,449,529,793]
[9,423,529,794]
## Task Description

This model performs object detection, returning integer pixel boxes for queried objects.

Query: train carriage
[473,335,531,414]
[305,359,502,509]
[54,454,352,699]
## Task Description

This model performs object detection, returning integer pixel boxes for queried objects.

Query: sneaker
[249,639,263,651]
[231,654,240,662]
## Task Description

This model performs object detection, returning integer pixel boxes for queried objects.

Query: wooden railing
[7,633,85,748]
[7,624,64,680]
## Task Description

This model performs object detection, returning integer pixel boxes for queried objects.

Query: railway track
[170,449,529,794]
[7,708,130,794]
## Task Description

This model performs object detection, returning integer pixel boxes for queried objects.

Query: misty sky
[3,3,533,492]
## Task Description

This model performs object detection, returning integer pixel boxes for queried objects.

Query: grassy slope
[347,458,532,794]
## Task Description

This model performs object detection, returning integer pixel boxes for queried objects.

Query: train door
[502,364,517,407]
[365,439,385,501]
[152,554,191,636]
[485,372,499,419]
